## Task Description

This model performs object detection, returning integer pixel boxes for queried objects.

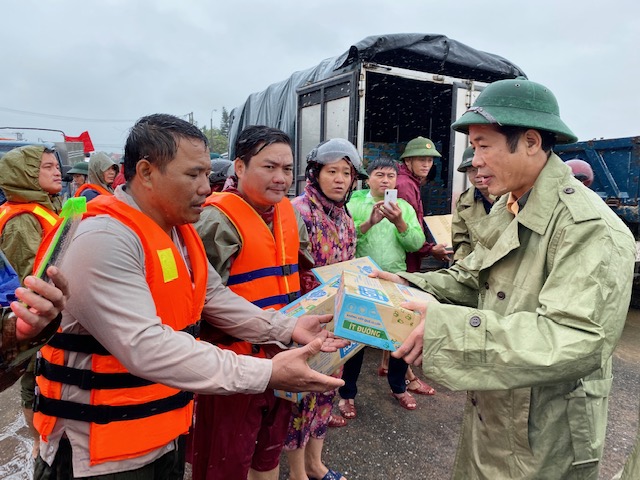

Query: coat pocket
[564,377,613,469]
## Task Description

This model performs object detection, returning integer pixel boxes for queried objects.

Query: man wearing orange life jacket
[190,125,313,480]
[74,151,119,201]
[0,144,63,458]
[32,114,344,480]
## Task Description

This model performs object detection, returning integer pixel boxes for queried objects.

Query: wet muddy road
[2,312,638,479]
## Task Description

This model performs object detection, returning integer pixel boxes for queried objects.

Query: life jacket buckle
[281,264,292,276]
[287,291,301,303]
[33,386,41,412]
[34,355,43,377]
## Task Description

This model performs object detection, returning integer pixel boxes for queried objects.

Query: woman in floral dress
[284,138,366,480]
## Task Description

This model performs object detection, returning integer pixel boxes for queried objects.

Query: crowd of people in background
[0,76,638,480]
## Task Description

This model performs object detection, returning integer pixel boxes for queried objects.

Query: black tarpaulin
[229,33,526,156]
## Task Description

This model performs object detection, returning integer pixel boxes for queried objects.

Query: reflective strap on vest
[32,205,59,227]
[252,291,301,309]
[227,263,299,286]
[35,357,154,390]
[33,390,193,425]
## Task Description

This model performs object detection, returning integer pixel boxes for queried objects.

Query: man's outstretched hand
[292,313,349,351]
[391,301,427,366]
[368,269,409,286]
[268,338,345,392]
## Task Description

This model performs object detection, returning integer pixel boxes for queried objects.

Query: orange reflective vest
[0,202,60,238]
[202,192,301,356]
[74,183,112,197]
[33,195,208,466]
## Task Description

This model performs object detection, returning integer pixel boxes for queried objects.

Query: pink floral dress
[284,182,356,449]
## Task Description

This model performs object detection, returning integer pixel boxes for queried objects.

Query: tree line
[200,107,231,156]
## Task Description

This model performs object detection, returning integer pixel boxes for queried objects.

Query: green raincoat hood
[88,152,118,192]
[0,145,62,212]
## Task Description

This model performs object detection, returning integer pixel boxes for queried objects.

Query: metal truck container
[556,136,640,234]
[556,136,640,306]
[228,33,526,215]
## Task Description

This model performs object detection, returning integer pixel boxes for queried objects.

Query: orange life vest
[74,183,113,197]
[202,192,301,356]
[33,195,207,466]
[0,202,60,238]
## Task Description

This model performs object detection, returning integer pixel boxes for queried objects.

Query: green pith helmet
[457,146,475,172]
[451,78,577,144]
[400,136,442,160]
[67,161,89,175]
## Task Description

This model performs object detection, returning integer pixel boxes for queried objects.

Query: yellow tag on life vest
[157,248,178,283]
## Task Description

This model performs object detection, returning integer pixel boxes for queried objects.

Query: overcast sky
[1,0,637,153]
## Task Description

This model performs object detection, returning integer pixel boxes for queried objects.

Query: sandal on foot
[308,468,345,480]
[328,413,347,428]
[406,377,436,396]
[391,391,417,410]
[377,365,388,376]
[338,399,356,419]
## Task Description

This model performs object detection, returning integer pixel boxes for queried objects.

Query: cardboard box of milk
[312,256,381,283]
[274,276,364,402]
[334,271,437,351]
[278,275,341,317]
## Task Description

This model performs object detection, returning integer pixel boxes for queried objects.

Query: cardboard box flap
[312,256,381,283]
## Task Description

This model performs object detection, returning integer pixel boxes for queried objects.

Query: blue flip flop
[309,468,344,480]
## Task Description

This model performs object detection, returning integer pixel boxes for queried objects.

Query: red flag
[63,131,94,154]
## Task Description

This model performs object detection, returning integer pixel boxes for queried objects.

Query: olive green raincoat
[0,145,63,280]
[400,154,636,479]
[451,186,494,262]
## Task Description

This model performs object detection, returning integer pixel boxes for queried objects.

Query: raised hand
[11,266,68,341]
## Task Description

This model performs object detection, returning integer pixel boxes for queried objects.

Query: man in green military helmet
[396,136,450,272]
[67,161,88,195]
[451,146,497,262]
[377,78,636,479]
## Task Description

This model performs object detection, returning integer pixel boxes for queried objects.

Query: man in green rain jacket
[379,78,636,479]
[0,145,63,457]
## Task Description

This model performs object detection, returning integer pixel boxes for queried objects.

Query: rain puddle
[0,393,34,479]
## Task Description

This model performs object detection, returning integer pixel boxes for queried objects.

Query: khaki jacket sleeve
[402,218,635,392]
[451,193,472,262]
[194,206,240,285]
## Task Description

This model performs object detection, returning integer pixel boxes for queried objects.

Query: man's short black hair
[124,114,209,181]
[234,125,291,166]
[499,126,556,155]
[366,157,398,175]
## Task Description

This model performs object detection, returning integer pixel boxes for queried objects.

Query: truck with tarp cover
[555,136,640,306]
[228,33,526,215]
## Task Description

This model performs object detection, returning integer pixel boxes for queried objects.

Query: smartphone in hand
[384,189,397,209]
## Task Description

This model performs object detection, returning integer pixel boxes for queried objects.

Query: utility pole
[210,108,218,147]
